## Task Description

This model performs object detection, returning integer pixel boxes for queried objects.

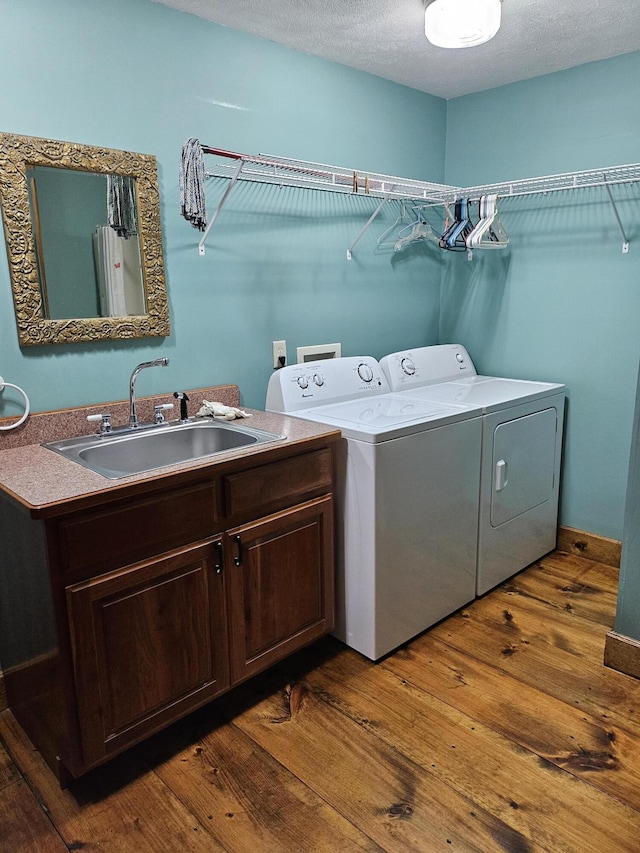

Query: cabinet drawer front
[58,481,217,576]
[223,448,333,521]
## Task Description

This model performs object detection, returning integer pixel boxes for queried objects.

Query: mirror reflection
[0,133,170,346]
[27,166,146,320]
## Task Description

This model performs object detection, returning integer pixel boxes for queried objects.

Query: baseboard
[557,525,621,568]
[604,631,640,680]
[0,670,6,713]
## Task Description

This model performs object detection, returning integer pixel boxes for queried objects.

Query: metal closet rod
[197,145,640,256]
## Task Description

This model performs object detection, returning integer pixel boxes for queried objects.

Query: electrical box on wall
[272,340,287,369]
[297,343,342,364]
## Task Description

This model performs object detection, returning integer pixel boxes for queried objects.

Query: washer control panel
[380,344,476,390]
[266,356,390,412]
[295,370,327,390]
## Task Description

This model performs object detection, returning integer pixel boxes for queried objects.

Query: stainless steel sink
[43,419,284,479]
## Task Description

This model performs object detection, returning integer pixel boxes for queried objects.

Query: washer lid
[395,376,565,413]
[291,392,481,442]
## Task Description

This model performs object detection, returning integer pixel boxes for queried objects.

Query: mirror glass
[27,166,146,320]
[0,133,170,346]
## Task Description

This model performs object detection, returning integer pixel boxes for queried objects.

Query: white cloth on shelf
[196,400,252,420]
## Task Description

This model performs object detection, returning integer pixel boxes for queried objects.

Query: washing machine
[266,356,483,660]
[380,344,566,595]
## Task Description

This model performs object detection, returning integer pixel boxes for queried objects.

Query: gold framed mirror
[0,133,170,346]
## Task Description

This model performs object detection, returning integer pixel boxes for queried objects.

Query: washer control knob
[455,352,465,363]
[297,375,309,389]
[357,363,374,383]
[401,357,416,376]
[313,373,324,387]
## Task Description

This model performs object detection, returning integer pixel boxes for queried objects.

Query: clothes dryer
[266,356,482,660]
[380,345,565,595]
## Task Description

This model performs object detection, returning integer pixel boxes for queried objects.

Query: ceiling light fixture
[425,0,502,49]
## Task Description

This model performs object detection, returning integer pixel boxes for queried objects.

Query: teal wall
[442,52,640,542]
[1,0,639,560]
[0,0,445,419]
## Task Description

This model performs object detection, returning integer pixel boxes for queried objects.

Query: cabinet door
[226,496,334,683]
[66,539,229,768]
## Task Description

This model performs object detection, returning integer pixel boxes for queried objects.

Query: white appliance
[380,344,565,595]
[266,356,483,661]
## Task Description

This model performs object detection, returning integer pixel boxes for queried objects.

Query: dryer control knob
[455,352,465,363]
[357,363,374,383]
[297,375,309,389]
[313,373,324,387]
[401,357,416,376]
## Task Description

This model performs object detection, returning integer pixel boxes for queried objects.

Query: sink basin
[43,419,284,479]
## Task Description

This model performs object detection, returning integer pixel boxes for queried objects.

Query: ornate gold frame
[0,133,170,346]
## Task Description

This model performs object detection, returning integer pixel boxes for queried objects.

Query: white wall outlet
[272,340,287,369]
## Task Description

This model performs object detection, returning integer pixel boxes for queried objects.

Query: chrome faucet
[129,358,169,427]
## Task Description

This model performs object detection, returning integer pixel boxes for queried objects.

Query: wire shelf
[204,149,458,202]
[455,163,640,203]
[204,147,640,203]
[195,145,640,256]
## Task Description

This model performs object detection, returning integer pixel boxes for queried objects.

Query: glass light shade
[425,0,501,49]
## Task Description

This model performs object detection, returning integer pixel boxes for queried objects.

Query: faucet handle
[87,413,113,435]
[153,403,174,424]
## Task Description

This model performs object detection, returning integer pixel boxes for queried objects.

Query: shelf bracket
[603,176,630,254]
[198,160,245,256]
[346,198,389,260]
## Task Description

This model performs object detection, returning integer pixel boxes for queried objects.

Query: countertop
[0,386,340,517]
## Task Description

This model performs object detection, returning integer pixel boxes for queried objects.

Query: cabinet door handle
[233,534,243,566]
[214,540,223,574]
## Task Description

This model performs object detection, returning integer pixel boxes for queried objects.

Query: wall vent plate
[296,343,342,364]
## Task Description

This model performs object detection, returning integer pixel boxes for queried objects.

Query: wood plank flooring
[2,549,640,852]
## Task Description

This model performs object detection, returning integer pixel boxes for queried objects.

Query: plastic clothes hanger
[466,194,508,249]
[439,199,462,247]
[481,210,508,249]
[393,205,439,251]
[440,198,474,251]
[466,194,494,248]
[377,200,415,249]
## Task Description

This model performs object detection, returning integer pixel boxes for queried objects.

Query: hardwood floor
[2,549,640,852]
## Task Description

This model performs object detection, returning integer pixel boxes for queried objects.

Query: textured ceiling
[152,0,640,99]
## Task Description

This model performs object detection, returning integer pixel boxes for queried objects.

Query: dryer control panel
[380,344,476,390]
[266,356,390,412]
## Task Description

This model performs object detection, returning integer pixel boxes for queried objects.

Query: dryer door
[490,407,558,527]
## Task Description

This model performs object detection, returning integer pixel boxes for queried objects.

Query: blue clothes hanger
[440,198,474,251]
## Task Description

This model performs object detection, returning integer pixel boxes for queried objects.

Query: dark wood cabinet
[226,496,334,683]
[0,438,336,782]
[66,539,230,767]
